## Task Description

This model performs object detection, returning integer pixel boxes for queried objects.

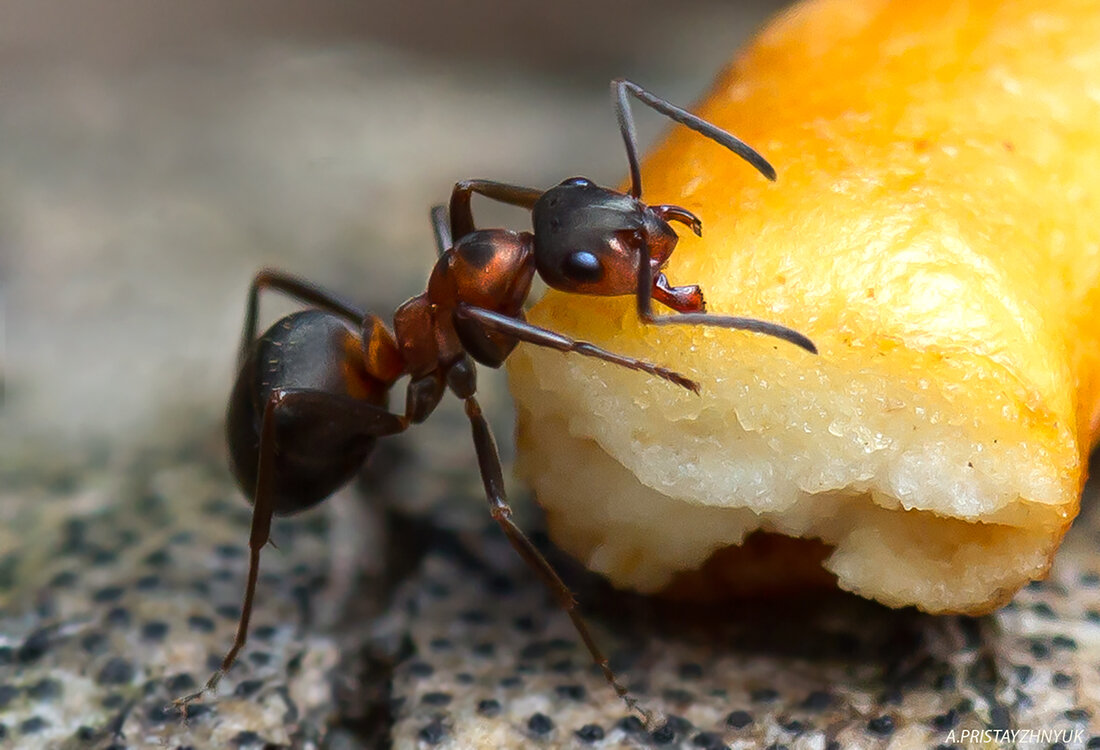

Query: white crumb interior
[508,336,1074,614]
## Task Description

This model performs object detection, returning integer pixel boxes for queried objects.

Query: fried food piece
[508,0,1100,614]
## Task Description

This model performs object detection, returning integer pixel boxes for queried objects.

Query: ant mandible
[175,79,816,721]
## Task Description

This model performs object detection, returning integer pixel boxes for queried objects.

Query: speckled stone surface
[6,2,1100,748]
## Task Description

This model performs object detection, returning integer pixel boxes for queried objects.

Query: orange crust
[509,0,1100,613]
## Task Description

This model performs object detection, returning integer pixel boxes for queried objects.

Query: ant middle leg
[174,388,407,711]
[458,389,653,725]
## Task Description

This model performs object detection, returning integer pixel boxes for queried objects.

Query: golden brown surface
[509,0,1100,614]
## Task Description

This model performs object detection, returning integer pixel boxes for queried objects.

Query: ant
[174,79,816,722]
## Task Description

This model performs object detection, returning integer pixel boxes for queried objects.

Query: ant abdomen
[226,310,385,515]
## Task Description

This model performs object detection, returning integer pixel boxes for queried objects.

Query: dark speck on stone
[473,642,495,657]
[75,725,96,741]
[520,641,549,660]
[187,615,215,633]
[148,704,175,723]
[1052,635,1077,651]
[50,570,78,587]
[679,662,704,680]
[726,710,753,729]
[499,676,522,689]
[486,574,515,595]
[216,604,241,620]
[802,690,833,710]
[513,614,535,632]
[877,688,903,705]
[234,679,263,698]
[1014,664,1033,683]
[931,709,958,731]
[207,652,226,671]
[1053,672,1074,689]
[665,716,693,735]
[17,628,51,663]
[1081,572,1100,587]
[550,659,572,674]
[166,674,196,693]
[867,716,895,736]
[1049,743,1067,750]
[144,549,172,567]
[20,716,48,734]
[651,723,676,744]
[934,673,957,690]
[216,544,244,558]
[528,713,554,736]
[105,607,131,627]
[233,730,262,746]
[826,742,841,750]
[407,661,433,678]
[418,718,447,745]
[783,720,805,734]
[101,693,124,709]
[97,657,134,686]
[0,685,19,709]
[1086,737,1100,748]
[421,691,452,707]
[181,703,211,720]
[459,609,489,625]
[1029,640,1051,659]
[617,716,645,735]
[1031,602,1056,619]
[555,684,586,701]
[27,678,61,701]
[252,625,277,640]
[0,647,11,665]
[248,651,271,666]
[89,547,118,565]
[692,732,726,750]
[135,575,161,590]
[751,688,779,703]
[429,637,452,651]
[141,621,170,641]
[92,585,125,603]
[576,724,605,743]
[1066,708,1091,721]
[476,699,501,717]
[663,688,694,705]
[456,673,474,685]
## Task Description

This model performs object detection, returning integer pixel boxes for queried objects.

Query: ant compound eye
[560,176,594,188]
[561,251,603,283]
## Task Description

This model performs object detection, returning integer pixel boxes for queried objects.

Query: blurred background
[2,0,791,449]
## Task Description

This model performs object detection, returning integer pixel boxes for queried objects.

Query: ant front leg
[448,179,544,240]
[173,388,407,711]
[454,304,699,393]
[447,355,653,725]
[239,270,367,366]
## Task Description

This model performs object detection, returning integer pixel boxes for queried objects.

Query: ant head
[531,177,684,296]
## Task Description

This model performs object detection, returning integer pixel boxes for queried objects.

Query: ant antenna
[611,78,777,199]
[430,204,451,258]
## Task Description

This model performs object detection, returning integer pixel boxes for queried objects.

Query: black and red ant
[175,79,816,721]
